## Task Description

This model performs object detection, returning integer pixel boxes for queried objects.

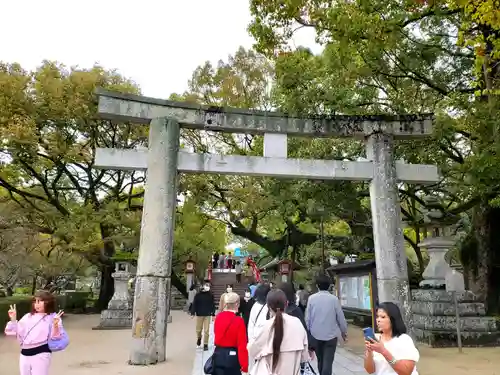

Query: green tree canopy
[248,0,500,312]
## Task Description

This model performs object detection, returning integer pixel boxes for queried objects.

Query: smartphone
[363,327,377,341]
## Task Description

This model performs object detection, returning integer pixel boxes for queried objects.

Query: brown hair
[32,290,56,314]
[266,289,286,371]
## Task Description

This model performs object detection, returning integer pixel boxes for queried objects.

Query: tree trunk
[471,202,500,314]
[94,223,117,312]
[95,264,114,311]
[5,286,13,296]
[171,271,188,299]
[43,276,54,290]
[31,276,37,295]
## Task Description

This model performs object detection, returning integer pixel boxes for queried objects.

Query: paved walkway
[0,312,364,375]
[0,312,194,375]
[192,323,365,375]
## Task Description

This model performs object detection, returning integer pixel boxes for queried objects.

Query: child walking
[4,290,69,375]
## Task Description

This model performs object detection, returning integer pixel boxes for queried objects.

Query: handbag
[301,362,317,375]
[204,315,237,374]
[47,315,69,352]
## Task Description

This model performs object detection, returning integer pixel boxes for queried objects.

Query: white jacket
[248,302,269,343]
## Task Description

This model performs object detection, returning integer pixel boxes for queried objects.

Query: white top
[247,302,269,343]
[373,334,419,375]
[235,263,242,273]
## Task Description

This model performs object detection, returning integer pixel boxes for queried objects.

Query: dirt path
[342,325,500,375]
[0,311,195,375]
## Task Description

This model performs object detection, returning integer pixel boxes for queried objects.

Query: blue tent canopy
[233,247,248,257]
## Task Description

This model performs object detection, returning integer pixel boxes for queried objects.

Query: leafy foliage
[0,62,226,305]
[248,0,500,311]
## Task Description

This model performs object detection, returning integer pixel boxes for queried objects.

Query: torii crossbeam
[93,89,439,365]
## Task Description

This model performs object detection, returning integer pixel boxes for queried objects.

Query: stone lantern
[94,260,134,330]
[418,196,460,288]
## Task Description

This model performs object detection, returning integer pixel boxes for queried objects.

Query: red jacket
[214,311,248,372]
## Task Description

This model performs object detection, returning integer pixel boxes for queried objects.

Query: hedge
[0,295,62,330]
[0,292,90,329]
[64,291,90,312]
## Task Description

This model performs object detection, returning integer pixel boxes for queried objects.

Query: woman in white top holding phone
[364,302,419,375]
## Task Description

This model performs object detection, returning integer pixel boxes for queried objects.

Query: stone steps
[210,272,251,305]
[413,314,498,332]
[411,301,485,316]
[414,328,500,347]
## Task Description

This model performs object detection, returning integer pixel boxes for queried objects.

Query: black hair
[316,274,331,291]
[254,283,271,304]
[298,284,305,290]
[226,284,233,288]
[377,302,407,337]
[277,282,296,304]
[266,289,286,372]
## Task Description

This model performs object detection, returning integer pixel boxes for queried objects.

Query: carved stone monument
[94,261,134,330]
[92,89,440,365]
[411,197,500,346]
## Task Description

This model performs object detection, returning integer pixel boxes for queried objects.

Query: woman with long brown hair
[248,289,309,375]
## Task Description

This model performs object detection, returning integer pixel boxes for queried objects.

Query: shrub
[0,296,32,329]
[64,291,90,312]
[14,287,32,295]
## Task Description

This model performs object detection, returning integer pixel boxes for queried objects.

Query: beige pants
[195,316,211,345]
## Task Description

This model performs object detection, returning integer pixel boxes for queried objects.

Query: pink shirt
[4,313,59,349]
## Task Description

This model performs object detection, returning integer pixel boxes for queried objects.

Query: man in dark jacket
[278,282,315,353]
[191,281,216,350]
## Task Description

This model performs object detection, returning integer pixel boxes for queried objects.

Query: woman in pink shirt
[5,290,69,375]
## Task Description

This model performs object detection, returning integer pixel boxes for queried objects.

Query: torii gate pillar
[129,118,179,365]
[366,133,411,326]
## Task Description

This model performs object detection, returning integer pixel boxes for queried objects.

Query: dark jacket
[191,290,216,316]
[238,296,255,328]
[285,303,315,350]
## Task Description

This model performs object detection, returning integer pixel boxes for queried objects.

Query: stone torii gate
[93,89,439,365]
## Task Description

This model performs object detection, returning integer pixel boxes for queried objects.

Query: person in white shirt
[247,283,271,372]
[364,302,419,375]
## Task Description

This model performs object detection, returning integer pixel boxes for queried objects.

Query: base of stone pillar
[93,308,133,330]
[167,315,172,323]
[412,289,500,347]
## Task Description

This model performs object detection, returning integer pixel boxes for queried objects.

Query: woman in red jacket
[213,292,249,375]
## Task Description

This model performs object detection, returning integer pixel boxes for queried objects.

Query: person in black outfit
[213,252,220,269]
[191,281,216,350]
[238,288,255,336]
